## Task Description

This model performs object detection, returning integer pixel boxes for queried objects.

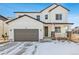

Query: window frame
[55,27,61,33]
[37,15,40,20]
[45,14,48,19]
[56,14,62,20]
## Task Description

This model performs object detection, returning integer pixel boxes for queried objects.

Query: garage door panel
[14,29,39,41]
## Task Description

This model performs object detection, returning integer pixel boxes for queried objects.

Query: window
[37,15,40,20]
[55,27,61,33]
[56,14,62,20]
[45,15,48,19]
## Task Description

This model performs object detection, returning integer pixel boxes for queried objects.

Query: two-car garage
[7,15,44,42]
[14,29,39,41]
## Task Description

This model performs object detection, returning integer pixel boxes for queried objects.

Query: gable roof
[0,15,8,21]
[6,14,44,23]
[48,5,59,12]
[14,3,70,13]
[58,4,70,11]
[40,3,55,12]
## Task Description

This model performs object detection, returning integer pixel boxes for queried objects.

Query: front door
[44,26,48,37]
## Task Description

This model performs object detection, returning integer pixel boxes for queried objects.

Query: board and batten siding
[8,16,44,41]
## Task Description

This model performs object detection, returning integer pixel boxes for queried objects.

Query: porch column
[51,24,55,39]
[51,24,55,31]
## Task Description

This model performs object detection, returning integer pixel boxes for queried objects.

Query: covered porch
[43,23,73,40]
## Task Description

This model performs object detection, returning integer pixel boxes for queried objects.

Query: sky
[0,3,79,28]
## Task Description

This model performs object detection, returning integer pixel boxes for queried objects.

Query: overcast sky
[0,3,79,27]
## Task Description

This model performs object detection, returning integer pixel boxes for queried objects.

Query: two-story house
[7,3,73,41]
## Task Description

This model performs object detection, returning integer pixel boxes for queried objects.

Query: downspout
[3,21,4,35]
[53,24,56,40]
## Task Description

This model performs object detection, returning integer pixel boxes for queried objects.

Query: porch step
[40,37,52,42]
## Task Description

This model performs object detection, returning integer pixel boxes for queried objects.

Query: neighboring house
[7,3,73,41]
[69,27,79,42]
[0,15,8,39]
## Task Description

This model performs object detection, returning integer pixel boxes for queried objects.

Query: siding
[8,16,44,41]
[15,4,68,23]
[0,20,8,37]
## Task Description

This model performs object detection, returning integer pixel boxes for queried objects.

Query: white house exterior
[7,15,44,41]
[7,3,73,41]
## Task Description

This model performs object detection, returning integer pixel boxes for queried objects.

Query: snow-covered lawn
[34,40,79,55]
[0,40,79,55]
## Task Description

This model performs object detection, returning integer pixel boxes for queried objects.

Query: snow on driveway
[35,41,79,55]
[0,41,79,55]
[0,42,35,55]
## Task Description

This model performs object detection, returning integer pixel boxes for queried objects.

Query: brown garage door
[14,29,39,41]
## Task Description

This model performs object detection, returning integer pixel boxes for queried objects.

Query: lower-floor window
[55,27,61,33]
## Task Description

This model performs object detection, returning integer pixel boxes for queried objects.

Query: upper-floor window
[55,27,61,33]
[45,15,48,19]
[56,14,62,20]
[37,15,40,20]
